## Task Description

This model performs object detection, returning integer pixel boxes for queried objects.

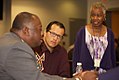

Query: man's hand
[73,70,98,80]
[81,71,98,80]
[73,71,83,80]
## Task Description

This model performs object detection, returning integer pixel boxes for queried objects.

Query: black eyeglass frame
[48,31,63,40]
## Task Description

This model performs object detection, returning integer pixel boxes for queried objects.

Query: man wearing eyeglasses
[33,21,71,78]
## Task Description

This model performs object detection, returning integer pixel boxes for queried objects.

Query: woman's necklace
[92,26,102,37]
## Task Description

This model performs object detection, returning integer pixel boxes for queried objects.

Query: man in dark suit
[0,12,97,80]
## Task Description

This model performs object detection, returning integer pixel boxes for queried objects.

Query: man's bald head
[10,12,39,32]
[10,12,42,47]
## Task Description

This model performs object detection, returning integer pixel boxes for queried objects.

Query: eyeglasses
[48,31,63,40]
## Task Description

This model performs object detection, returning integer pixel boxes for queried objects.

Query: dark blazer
[0,32,74,80]
[99,66,119,80]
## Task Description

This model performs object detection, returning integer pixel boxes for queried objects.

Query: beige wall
[0,21,4,36]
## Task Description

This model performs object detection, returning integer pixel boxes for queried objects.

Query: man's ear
[41,31,44,38]
[22,27,29,36]
[43,31,46,37]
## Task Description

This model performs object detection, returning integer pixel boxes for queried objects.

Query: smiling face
[44,24,64,48]
[90,7,105,27]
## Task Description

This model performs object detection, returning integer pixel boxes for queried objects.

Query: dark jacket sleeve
[99,67,119,80]
[72,27,84,73]
[109,28,116,67]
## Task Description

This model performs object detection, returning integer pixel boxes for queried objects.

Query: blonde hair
[90,2,107,14]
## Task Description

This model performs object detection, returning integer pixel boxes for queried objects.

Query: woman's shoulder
[106,26,114,35]
[77,25,86,33]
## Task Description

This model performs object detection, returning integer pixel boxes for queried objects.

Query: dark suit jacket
[0,32,75,80]
[99,66,119,80]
